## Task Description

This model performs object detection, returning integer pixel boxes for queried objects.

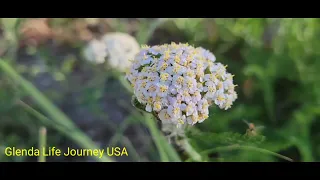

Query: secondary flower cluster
[84,39,107,64]
[84,32,140,72]
[126,42,237,127]
[102,32,140,72]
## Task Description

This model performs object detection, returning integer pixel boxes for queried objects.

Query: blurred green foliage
[0,18,319,162]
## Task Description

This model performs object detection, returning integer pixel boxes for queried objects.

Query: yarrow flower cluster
[102,32,140,72]
[84,39,108,64]
[126,42,238,127]
[84,32,140,72]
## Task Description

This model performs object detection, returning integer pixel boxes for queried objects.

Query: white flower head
[83,39,108,64]
[127,42,238,127]
[83,32,140,72]
[102,32,140,72]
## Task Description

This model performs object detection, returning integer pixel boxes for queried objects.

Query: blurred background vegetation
[0,18,319,162]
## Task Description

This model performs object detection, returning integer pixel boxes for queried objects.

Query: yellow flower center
[173,107,180,115]
[217,95,225,101]
[160,63,168,71]
[159,85,168,93]
[173,65,181,73]
[163,50,170,61]
[160,73,169,81]
[154,102,162,110]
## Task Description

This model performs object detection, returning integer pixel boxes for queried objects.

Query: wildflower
[83,39,108,64]
[102,32,140,72]
[84,32,140,72]
[203,81,217,99]
[127,42,238,127]
[153,101,162,112]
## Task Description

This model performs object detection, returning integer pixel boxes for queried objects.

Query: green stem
[190,144,293,162]
[144,114,182,162]
[38,127,47,162]
[108,118,132,147]
[181,139,202,162]
[17,100,114,162]
[0,60,75,129]
[106,69,181,162]
[0,59,114,162]
[18,100,71,133]
[290,137,313,162]
[144,115,169,162]
[121,137,141,161]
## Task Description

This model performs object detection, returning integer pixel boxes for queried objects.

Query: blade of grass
[108,117,133,147]
[110,70,134,94]
[1,18,19,44]
[19,99,142,162]
[0,61,75,129]
[289,136,313,162]
[0,60,114,162]
[121,137,141,162]
[1,18,19,60]
[186,144,293,162]
[18,100,72,134]
[38,127,47,162]
[18,99,114,162]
